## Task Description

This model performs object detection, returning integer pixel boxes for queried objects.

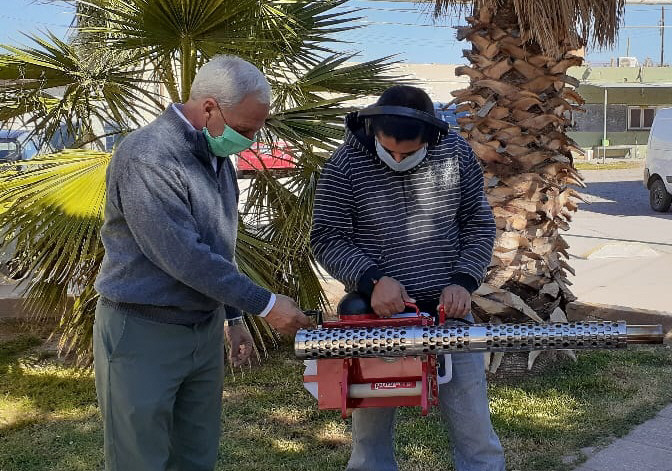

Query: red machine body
[302,304,446,418]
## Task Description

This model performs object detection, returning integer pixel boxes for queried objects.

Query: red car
[236,141,296,176]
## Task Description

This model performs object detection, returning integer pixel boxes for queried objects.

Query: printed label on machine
[372,381,416,390]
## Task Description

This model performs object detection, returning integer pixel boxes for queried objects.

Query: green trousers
[93,300,225,471]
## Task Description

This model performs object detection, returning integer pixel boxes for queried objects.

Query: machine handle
[404,302,420,317]
[303,309,324,325]
[437,305,474,326]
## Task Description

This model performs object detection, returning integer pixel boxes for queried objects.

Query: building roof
[568,66,672,88]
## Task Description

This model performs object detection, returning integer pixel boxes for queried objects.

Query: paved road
[565,165,672,313]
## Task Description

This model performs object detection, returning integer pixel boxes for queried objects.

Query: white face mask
[375,137,428,172]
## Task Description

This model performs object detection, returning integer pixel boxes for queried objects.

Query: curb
[567,301,672,343]
[0,298,32,319]
[0,297,69,320]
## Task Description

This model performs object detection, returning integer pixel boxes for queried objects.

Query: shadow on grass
[0,335,103,470]
[2,336,672,471]
[0,336,96,433]
[491,347,672,471]
[0,411,103,471]
[216,346,672,471]
[218,358,352,471]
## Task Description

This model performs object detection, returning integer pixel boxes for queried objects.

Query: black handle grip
[303,309,324,324]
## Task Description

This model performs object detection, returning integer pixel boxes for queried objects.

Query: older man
[93,55,310,471]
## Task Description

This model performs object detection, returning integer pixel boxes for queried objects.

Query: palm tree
[0,0,402,362]
[430,0,625,371]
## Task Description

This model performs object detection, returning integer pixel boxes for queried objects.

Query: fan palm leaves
[0,0,403,361]
[0,32,161,148]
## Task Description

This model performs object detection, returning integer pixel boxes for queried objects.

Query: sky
[0,0,74,44]
[0,0,671,66]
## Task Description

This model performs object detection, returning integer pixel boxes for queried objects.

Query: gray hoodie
[95,106,271,324]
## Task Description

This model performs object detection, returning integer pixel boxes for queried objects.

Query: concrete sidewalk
[565,167,672,314]
[567,167,672,470]
[572,404,672,471]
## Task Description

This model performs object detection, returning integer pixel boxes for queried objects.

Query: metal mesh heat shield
[295,321,630,359]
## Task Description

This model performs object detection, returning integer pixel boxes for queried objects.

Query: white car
[644,108,672,212]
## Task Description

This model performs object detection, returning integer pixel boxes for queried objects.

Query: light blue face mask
[375,137,428,172]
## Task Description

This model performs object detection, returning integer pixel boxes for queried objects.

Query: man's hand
[438,285,471,319]
[224,324,254,367]
[371,276,415,317]
[264,294,312,335]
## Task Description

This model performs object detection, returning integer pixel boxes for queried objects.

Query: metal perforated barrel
[295,321,663,360]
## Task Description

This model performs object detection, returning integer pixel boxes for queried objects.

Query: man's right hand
[371,276,415,317]
[264,294,311,335]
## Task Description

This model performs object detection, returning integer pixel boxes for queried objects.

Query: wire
[0,14,71,28]
[352,20,457,28]
[334,6,423,13]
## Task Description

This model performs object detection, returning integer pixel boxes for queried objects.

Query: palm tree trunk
[453,2,586,333]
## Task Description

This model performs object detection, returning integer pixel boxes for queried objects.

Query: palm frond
[269,54,406,106]
[433,0,626,56]
[80,0,363,101]
[0,31,162,147]
[0,150,108,354]
[0,0,404,360]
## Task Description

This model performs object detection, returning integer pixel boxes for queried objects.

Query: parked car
[0,130,41,162]
[434,102,468,130]
[0,123,84,164]
[643,107,672,212]
[235,140,296,177]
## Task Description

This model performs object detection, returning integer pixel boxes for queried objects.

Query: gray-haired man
[94,55,310,471]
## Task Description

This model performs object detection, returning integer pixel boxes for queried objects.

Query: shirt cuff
[451,273,479,294]
[356,266,385,297]
[257,293,276,317]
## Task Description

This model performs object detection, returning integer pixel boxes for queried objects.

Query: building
[567,66,672,158]
[367,63,672,161]
[344,63,467,107]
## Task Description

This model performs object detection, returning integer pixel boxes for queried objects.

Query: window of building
[103,124,123,151]
[628,107,656,130]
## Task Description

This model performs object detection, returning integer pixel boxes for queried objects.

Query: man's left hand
[438,285,471,319]
[224,324,254,367]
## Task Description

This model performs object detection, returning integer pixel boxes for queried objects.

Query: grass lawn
[574,160,644,171]
[1,323,672,471]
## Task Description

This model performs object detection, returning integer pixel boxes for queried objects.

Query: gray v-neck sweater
[95,106,271,324]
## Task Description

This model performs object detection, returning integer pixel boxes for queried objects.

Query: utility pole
[662,6,666,66]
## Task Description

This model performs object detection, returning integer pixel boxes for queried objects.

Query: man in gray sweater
[94,55,310,471]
